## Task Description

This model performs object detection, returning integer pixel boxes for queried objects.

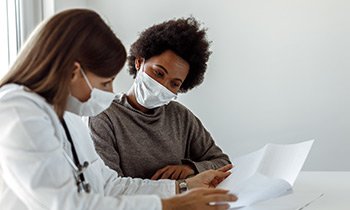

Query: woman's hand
[151,165,195,180]
[162,188,237,210]
[186,164,233,189]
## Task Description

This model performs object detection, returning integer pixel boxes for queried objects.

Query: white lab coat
[0,84,175,210]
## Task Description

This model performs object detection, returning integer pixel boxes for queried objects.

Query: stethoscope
[61,119,91,193]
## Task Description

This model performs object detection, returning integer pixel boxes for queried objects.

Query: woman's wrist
[161,198,172,210]
[176,179,191,194]
[185,177,195,190]
[178,179,188,193]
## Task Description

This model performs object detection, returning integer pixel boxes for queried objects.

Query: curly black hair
[127,17,211,93]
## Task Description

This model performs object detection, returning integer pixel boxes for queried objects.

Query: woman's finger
[160,167,176,179]
[204,193,238,203]
[209,203,230,210]
[179,169,188,179]
[151,166,170,180]
[217,164,234,172]
[198,188,230,196]
[212,170,232,180]
[210,177,221,188]
[171,168,182,180]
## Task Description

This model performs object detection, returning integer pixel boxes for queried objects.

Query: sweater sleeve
[88,112,125,177]
[182,111,231,173]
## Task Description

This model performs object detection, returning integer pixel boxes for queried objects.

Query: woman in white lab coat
[0,9,236,210]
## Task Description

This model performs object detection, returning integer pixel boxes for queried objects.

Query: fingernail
[229,194,238,201]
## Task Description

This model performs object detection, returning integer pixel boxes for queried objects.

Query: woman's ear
[71,62,82,82]
[134,57,143,71]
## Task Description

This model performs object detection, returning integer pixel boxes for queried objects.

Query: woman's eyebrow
[107,76,116,82]
[154,64,169,74]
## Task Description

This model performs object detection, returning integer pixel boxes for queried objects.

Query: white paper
[218,140,314,208]
[234,192,324,210]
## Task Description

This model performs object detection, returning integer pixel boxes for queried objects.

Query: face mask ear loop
[80,67,93,90]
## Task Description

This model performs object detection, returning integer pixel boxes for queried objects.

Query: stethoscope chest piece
[76,161,91,193]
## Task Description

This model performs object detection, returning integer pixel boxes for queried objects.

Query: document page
[217,140,314,208]
[237,192,324,210]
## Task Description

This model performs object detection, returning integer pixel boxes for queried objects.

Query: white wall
[20,0,43,44]
[83,0,350,171]
[53,0,87,12]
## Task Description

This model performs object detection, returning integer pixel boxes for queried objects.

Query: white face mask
[66,68,115,116]
[134,64,177,109]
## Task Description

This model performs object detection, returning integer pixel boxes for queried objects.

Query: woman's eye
[154,70,164,78]
[172,82,180,87]
[103,82,111,87]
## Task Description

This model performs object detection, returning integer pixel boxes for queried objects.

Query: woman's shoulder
[166,100,196,118]
[0,83,52,114]
[0,84,46,103]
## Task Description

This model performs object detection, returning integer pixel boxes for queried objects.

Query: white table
[292,171,350,210]
[238,171,350,210]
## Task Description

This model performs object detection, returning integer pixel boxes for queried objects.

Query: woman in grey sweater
[89,17,231,180]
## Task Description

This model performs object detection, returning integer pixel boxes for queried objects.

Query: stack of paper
[217,140,314,209]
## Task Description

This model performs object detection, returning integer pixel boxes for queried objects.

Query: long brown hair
[0,9,126,118]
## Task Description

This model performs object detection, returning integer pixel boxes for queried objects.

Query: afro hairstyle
[127,17,212,92]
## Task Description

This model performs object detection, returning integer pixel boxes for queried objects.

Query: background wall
[53,0,87,12]
[59,0,350,170]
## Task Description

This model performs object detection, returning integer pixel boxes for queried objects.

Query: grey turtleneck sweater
[89,94,231,179]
